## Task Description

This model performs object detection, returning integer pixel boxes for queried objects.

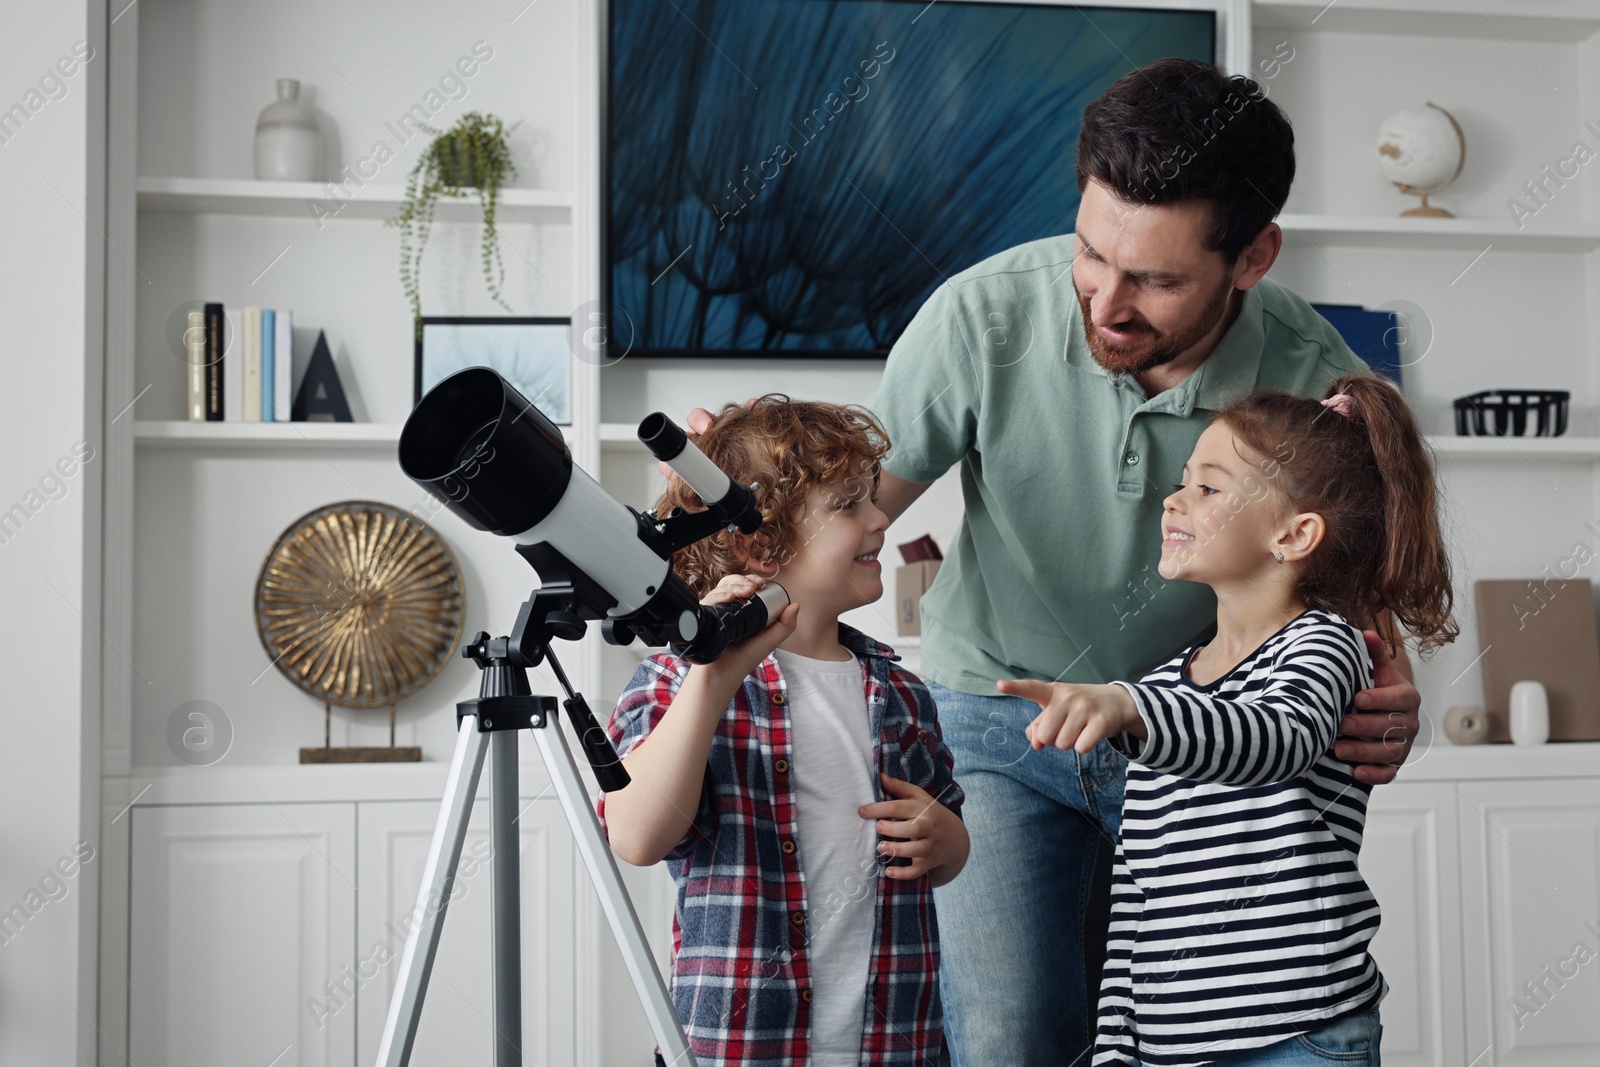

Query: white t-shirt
[773,647,879,1067]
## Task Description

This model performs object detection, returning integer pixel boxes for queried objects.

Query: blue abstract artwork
[607,0,1214,357]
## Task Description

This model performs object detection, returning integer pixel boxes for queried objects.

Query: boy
[599,396,968,1067]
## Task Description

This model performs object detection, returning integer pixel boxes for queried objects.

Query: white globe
[1375,104,1464,193]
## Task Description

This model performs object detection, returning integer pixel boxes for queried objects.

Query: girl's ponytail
[1328,374,1459,655]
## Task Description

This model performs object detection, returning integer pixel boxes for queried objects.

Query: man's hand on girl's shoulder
[1336,629,1421,785]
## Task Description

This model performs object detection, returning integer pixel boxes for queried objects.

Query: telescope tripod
[375,578,694,1066]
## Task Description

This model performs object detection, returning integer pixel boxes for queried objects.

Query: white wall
[0,2,104,1065]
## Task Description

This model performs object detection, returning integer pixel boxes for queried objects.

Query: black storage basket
[1452,390,1569,437]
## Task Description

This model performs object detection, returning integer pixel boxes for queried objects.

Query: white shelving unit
[97,1,626,1064]
[1248,4,1600,1063]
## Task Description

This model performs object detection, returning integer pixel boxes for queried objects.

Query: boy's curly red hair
[654,395,890,597]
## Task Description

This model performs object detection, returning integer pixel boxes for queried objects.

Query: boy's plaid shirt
[598,624,964,1067]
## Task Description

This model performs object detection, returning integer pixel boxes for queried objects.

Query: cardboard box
[895,560,941,636]
[1474,578,1600,741]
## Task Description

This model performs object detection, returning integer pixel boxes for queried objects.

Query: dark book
[204,302,225,421]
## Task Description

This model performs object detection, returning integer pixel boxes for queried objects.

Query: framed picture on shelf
[413,316,573,423]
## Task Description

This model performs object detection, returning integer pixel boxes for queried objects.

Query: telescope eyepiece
[637,412,686,463]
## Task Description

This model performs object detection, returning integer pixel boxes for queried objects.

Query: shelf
[1431,435,1600,460]
[1398,740,1600,781]
[134,420,404,449]
[133,420,600,452]
[1254,1,1600,42]
[106,761,564,806]
[1277,213,1600,253]
[107,740,1600,799]
[600,421,645,450]
[136,176,573,225]
[136,425,1600,460]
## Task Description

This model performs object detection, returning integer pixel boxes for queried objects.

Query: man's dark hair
[1076,58,1295,263]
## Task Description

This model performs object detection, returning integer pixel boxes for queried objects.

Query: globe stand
[1397,185,1454,218]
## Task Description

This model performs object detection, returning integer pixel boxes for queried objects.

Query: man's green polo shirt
[871,232,1370,696]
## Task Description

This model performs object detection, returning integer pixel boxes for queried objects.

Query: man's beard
[1074,273,1236,376]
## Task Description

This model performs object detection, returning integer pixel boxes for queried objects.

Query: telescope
[398,366,789,665]
[378,367,789,1067]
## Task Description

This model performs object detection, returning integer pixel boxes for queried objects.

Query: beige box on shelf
[896,560,941,636]
[1474,578,1600,742]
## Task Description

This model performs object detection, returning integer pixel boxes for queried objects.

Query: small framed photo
[414,316,573,424]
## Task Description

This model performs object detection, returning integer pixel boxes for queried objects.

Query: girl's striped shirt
[1093,607,1386,1067]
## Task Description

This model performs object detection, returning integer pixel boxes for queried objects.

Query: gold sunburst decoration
[255,501,464,709]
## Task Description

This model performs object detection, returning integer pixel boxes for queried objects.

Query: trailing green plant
[389,111,520,335]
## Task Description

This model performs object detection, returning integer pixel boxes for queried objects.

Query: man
[682,57,1421,1065]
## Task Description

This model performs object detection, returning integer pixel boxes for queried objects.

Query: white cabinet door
[1459,778,1600,1065]
[1363,782,1464,1067]
[129,802,357,1067]
[355,797,578,1066]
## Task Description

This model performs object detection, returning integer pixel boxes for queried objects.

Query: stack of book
[184,304,294,421]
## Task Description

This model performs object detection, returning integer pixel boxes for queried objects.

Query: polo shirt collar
[1191,284,1265,415]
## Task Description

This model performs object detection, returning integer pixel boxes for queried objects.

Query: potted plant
[390,111,520,334]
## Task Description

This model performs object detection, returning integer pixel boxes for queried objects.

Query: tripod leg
[490,729,524,1067]
[376,715,490,1067]
[532,720,696,1066]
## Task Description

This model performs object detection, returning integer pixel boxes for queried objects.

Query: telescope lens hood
[399,368,573,537]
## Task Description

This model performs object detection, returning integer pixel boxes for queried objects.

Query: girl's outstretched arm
[1111,623,1371,787]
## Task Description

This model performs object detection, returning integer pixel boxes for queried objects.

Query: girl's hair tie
[1320,392,1357,420]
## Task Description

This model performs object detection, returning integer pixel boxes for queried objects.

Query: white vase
[254,78,320,181]
[1509,680,1550,745]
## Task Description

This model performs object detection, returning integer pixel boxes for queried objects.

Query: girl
[1001,373,1457,1067]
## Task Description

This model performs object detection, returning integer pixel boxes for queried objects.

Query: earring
[1274,552,1285,563]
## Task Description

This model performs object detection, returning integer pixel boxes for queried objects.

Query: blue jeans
[1213,1011,1383,1066]
[928,682,1127,1067]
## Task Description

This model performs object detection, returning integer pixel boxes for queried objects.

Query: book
[1311,304,1403,387]
[273,309,292,422]
[186,310,206,421]
[260,309,275,422]
[243,307,262,422]
[224,307,243,422]
[204,302,225,420]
